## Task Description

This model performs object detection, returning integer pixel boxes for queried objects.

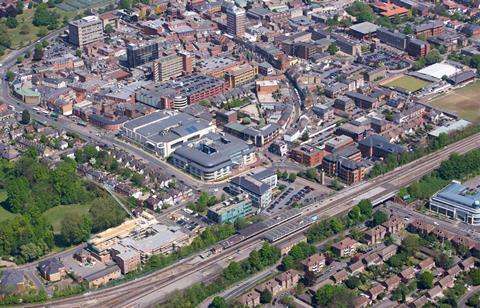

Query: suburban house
[238,290,261,307]
[348,261,365,275]
[332,237,361,257]
[37,258,66,282]
[364,225,387,245]
[399,267,416,282]
[275,270,300,289]
[300,253,326,273]
[417,257,435,271]
[383,275,401,292]
[381,216,405,234]
[255,279,282,297]
[332,269,349,284]
[368,284,386,300]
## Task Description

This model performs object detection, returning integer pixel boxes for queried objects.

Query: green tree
[33,4,59,28]
[5,70,15,81]
[75,49,82,57]
[59,213,92,246]
[16,56,23,64]
[0,31,11,48]
[89,198,126,233]
[104,23,114,34]
[37,27,48,37]
[346,1,375,22]
[345,276,361,289]
[425,49,441,65]
[467,293,480,306]
[288,173,297,182]
[209,297,227,308]
[119,0,132,9]
[16,0,24,14]
[401,234,420,256]
[371,210,389,226]
[470,268,480,286]
[260,289,272,304]
[282,255,295,270]
[327,42,338,55]
[358,199,373,218]
[418,271,434,289]
[131,173,144,187]
[6,16,17,29]
[19,243,44,262]
[403,24,413,34]
[315,284,335,306]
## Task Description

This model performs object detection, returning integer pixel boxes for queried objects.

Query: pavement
[458,285,480,307]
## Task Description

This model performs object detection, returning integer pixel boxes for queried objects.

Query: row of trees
[164,243,281,308]
[406,148,480,200]
[307,199,373,243]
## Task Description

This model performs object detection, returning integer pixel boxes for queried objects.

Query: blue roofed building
[430,181,480,225]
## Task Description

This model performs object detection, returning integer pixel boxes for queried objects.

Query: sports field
[384,75,431,92]
[429,81,480,124]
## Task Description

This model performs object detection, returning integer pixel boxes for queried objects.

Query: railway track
[33,133,480,308]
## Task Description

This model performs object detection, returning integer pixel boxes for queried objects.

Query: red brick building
[290,145,324,167]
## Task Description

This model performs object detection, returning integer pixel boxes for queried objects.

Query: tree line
[163,243,281,308]
[406,147,480,200]
[369,125,480,178]
[307,199,373,244]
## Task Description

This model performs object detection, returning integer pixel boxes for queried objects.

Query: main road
[24,131,480,307]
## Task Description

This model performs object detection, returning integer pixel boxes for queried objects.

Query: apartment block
[69,16,104,47]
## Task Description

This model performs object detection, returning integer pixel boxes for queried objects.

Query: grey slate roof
[231,175,270,195]
[359,134,405,154]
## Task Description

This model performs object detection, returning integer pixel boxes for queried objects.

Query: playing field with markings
[384,75,431,92]
[429,81,480,124]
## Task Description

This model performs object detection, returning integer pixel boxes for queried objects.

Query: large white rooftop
[417,63,461,79]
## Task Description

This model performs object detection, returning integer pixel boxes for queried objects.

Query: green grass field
[43,203,91,233]
[429,81,480,124]
[0,191,18,222]
[384,75,431,92]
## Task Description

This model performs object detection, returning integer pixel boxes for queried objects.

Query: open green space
[0,191,18,222]
[429,81,480,124]
[384,75,431,92]
[43,203,91,233]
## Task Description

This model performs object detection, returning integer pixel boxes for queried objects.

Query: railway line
[33,132,480,308]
